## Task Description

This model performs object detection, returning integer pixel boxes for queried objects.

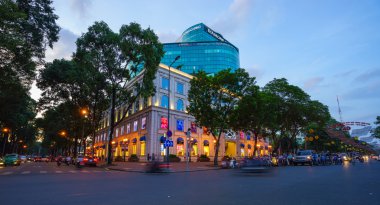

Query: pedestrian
[147,153,151,162]
[152,153,155,161]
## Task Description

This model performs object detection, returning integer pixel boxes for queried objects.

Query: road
[1,160,379,205]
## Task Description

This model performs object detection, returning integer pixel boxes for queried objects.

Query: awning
[140,136,146,141]
[240,143,245,148]
[248,144,252,149]
[132,138,137,143]
[247,135,251,140]
[177,137,184,144]
[192,139,197,144]
[160,136,166,143]
[204,140,209,146]
[101,145,106,149]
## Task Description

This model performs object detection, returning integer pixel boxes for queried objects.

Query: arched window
[161,95,169,108]
[176,99,184,111]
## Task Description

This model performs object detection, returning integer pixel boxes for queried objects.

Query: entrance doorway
[225,141,236,157]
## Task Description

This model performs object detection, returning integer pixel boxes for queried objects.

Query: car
[34,156,42,162]
[19,155,27,163]
[339,153,351,162]
[239,158,272,173]
[0,157,4,166]
[294,150,313,166]
[83,156,98,166]
[41,156,50,162]
[4,154,21,166]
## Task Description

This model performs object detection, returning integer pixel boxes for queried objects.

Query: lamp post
[80,108,88,156]
[2,128,10,157]
[166,55,180,163]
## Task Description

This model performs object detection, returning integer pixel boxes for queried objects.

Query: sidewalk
[97,161,221,173]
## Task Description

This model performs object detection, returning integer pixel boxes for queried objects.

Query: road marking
[56,171,63,174]
[1,171,13,175]
[40,171,47,174]
[81,170,89,173]
[123,167,131,170]
[69,171,77,173]
[21,171,31,174]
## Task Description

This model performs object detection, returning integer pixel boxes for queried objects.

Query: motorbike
[56,159,61,166]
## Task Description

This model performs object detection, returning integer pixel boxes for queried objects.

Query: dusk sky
[33,0,380,125]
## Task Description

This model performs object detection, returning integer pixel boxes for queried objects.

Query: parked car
[0,157,4,166]
[294,150,313,166]
[4,154,21,166]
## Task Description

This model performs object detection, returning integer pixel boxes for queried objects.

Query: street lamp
[166,55,180,163]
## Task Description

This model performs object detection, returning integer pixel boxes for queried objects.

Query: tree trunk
[107,87,116,165]
[253,132,258,156]
[213,129,223,166]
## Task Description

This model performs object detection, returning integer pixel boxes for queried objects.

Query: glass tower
[161,23,240,74]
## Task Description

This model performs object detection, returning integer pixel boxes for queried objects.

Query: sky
[32,0,380,125]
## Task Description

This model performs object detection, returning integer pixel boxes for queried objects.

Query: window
[134,100,140,113]
[143,97,148,108]
[140,142,145,156]
[177,82,184,94]
[120,126,124,135]
[127,124,131,134]
[176,119,184,131]
[161,95,169,108]
[115,128,119,137]
[141,117,146,130]
[133,120,138,132]
[162,77,169,90]
[176,99,184,111]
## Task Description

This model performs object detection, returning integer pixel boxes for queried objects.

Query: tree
[262,78,331,153]
[188,68,255,165]
[75,21,164,165]
[373,116,380,139]
[0,0,59,152]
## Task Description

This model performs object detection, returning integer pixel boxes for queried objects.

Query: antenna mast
[337,95,343,123]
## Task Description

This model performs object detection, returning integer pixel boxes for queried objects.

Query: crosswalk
[0,169,110,176]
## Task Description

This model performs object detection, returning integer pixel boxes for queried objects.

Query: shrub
[128,154,139,162]
[198,154,210,162]
[114,156,124,162]
[169,154,181,162]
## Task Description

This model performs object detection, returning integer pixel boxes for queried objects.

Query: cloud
[212,0,254,35]
[69,0,92,19]
[303,77,324,90]
[247,65,264,80]
[157,31,179,43]
[333,69,356,78]
[354,68,380,82]
[343,81,380,100]
[45,28,78,62]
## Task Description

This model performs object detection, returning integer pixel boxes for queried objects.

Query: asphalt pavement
[1,160,379,205]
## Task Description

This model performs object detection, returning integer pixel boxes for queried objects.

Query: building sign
[225,130,236,140]
[141,117,146,130]
[176,119,184,131]
[191,122,197,133]
[161,117,168,129]
[182,25,202,36]
[206,28,226,42]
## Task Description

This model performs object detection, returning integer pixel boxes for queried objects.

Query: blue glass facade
[161,23,240,74]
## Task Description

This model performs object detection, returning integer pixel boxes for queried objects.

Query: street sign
[167,130,172,137]
[164,140,174,148]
